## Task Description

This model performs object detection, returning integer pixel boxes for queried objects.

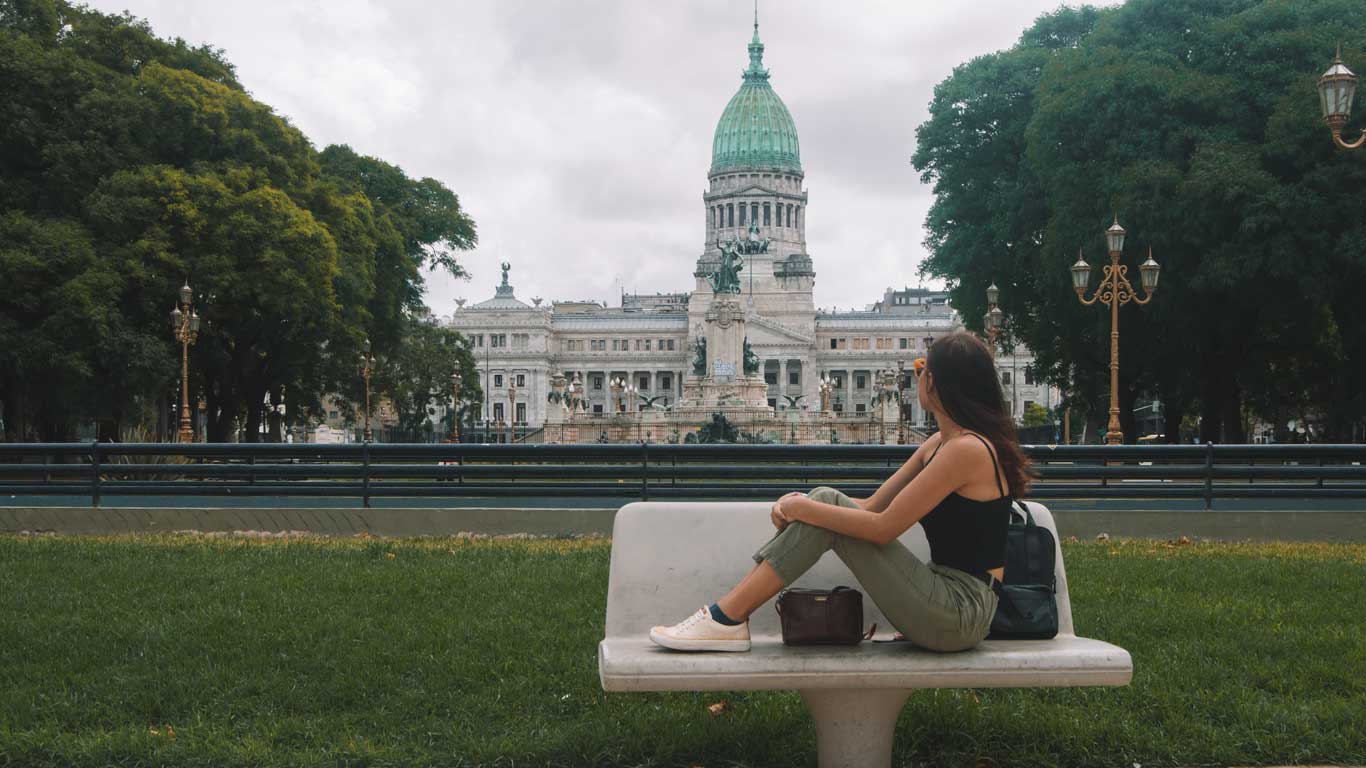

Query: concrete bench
[599,500,1132,768]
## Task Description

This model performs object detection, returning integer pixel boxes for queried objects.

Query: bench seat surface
[600,635,1132,691]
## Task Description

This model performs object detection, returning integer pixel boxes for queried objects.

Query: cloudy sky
[88,0,1118,316]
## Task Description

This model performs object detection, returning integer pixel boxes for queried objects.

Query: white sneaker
[649,606,751,652]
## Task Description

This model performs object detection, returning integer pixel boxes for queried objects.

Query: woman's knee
[808,486,843,504]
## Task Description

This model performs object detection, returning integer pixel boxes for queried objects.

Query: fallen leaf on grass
[385,552,396,559]
[707,700,731,717]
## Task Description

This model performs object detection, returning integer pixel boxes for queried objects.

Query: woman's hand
[771,492,804,530]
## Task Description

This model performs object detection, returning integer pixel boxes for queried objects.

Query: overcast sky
[87,0,1119,316]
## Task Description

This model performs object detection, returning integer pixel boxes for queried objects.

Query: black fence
[1,442,1364,509]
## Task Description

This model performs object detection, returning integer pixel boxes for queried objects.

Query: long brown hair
[925,331,1033,498]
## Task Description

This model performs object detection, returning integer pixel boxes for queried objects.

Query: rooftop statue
[709,240,744,294]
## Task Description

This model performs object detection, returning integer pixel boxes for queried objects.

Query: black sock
[708,602,742,626]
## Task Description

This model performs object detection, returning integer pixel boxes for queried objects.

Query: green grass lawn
[0,534,1362,768]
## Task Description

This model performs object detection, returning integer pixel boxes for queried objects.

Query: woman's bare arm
[855,433,942,513]
[785,435,978,546]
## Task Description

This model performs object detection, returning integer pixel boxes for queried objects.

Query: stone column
[779,359,788,403]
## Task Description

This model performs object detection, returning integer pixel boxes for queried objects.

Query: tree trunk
[1161,395,1186,444]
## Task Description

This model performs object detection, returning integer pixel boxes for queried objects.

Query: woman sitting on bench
[650,330,1032,652]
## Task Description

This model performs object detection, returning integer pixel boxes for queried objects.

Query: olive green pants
[753,486,998,652]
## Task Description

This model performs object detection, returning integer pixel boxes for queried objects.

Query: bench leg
[799,688,911,768]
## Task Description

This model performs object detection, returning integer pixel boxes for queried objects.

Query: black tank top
[918,432,1011,573]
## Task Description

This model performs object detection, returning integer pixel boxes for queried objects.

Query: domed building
[447,15,1056,443]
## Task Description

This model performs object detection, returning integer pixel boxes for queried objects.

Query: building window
[833,402,843,413]
[830,339,838,350]
[661,374,672,390]
[515,402,526,424]
[1025,368,1035,385]
[494,374,503,387]
[751,202,759,224]
[639,375,649,390]
[899,338,909,349]
[855,374,866,389]
[727,203,734,227]
[493,402,504,422]
[739,204,746,225]
[788,369,800,385]
[786,204,793,227]
[593,404,603,414]
[855,403,866,414]
[593,375,603,390]
[923,337,933,350]
[1002,371,1012,385]
[644,339,652,351]
[328,410,339,420]
[795,206,800,229]
[763,202,771,226]
[516,373,525,387]
[775,204,783,227]
[765,370,778,385]
[1024,400,1035,413]
[853,338,870,350]
[768,398,777,409]
[833,375,844,389]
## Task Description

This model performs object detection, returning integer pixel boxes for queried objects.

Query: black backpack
[988,501,1059,640]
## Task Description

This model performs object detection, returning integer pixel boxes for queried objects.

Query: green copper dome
[710,18,801,175]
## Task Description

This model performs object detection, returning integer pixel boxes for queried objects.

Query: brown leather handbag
[774,586,876,645]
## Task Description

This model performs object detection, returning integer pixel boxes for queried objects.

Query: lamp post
[360,338,375,442]
[1070,216,1161,445]
[819,374,834,414]
[896,359,909,445]
[1319,45,1363,150]
[507,381,517,443]
[984,282,1003,351]
[610,376,626,414]
[449,371,462,443]
[169,282,200,444]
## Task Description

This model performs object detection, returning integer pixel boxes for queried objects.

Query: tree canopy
[0,0,476,441]
[913,0,1366,442]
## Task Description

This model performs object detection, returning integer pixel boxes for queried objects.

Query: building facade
[448,19,1056,440]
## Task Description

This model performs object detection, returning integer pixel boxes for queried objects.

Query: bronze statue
[708,241,744,294]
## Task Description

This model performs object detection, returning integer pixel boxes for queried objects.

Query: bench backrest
[604,500,1075,640]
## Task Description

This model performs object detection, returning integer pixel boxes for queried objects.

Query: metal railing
[0,442,1363,508]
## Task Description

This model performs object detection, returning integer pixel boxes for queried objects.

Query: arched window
[775,203,783,227]
[739,204,746,226]
[763,203,771,226]
[727,203,734,227]
[751,203,759,224]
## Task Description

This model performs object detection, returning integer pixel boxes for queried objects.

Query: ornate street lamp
[507,380,517,443]
[1319,45,1363,150]
[984,282,1001,350]
[169,281,201,443]
[818,373,834,414]
[1070,216,1161,444]
[609,376,626,414]
[359,338,375,442]
[450,371,462,443]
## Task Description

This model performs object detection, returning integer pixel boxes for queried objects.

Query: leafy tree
[914,0,1366,443]
[373,311,481,434]
[1021,402,1052,428]
[0,1,476,441]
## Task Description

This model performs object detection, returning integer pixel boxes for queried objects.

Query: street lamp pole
[1319,45,1363,150]
[507,381,517,444]
[360,338,375,443]
[984,282,1002,352]
[450,371,462,443]
[169,282,200,444]
[1070,216,1161,445]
